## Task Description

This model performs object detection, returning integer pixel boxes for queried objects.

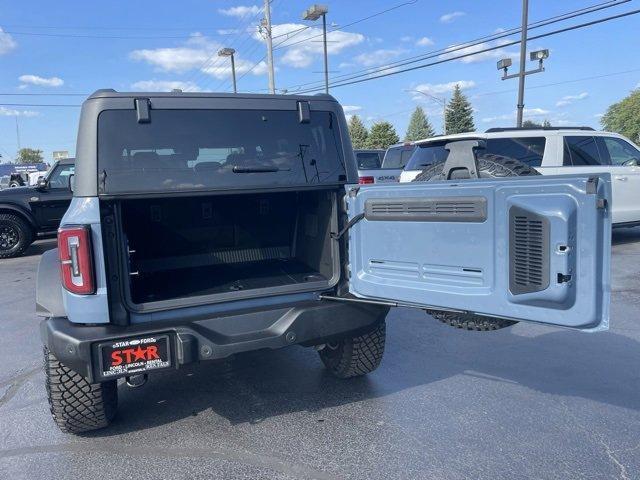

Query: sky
[0,0,638,163]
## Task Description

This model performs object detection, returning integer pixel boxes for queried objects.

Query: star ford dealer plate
[99,335,171,378]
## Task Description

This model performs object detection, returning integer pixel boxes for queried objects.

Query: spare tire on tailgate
[412,152,540,331]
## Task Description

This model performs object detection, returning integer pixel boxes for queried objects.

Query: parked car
[400,127,640,226]
[0,158,75,258]
[0,176,9,190]
[358,141,417,184]
[354,148,398,184]
[37,90,611,434]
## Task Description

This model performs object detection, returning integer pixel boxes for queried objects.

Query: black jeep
[0,158,75,258]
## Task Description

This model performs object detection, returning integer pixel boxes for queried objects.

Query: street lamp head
[218,47,236,57]
[497,58,512,70]
[302,4,328,21]
[530,49,549,61]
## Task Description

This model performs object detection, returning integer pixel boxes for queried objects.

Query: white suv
[400,127,640,226]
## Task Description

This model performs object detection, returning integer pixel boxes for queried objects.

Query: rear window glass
[382,146,415,168]
[405,137,546,170]
[485,137,546,167]
[355,151,382,169]
[404,142,449,170]
[98,109,346,194]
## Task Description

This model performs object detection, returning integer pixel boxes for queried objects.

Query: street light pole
[218,48,237,93]
[303,5,329,94]
[516,0,529,128]
[405,89,447,135]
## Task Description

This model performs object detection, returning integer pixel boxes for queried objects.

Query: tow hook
[125,374,148,388]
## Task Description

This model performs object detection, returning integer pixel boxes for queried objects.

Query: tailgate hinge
[330,212,365,240]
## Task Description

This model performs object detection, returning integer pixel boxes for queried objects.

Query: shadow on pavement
[22,238,57,258]
[88,319,640,437]
[612,226,640,246]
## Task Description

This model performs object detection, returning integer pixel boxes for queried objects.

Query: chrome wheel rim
[0,225,19,250]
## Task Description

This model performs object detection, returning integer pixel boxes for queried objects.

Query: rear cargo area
[115,190,338,306]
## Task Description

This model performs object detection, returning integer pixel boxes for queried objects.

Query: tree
[522,120,541,128]
[16,148,44,164]
[445,84,475,134]
[601,89,640,143]
[405,106,435,141]
[542,119,551,128]
[366,121,399,149]
[348,115,369,149]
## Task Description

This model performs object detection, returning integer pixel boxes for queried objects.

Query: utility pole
[263,0,276,94]
[218,48,237,93]
[15,116,21,152]
[516,0,529,128]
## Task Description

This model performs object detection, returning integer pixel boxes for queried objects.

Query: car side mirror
[623,158,639,167]
[68,174,75,193]
[36,177,48,190]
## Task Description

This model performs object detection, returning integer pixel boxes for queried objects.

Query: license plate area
[98,334,172,380]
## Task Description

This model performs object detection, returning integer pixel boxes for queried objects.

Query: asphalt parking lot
[1,231,639,480]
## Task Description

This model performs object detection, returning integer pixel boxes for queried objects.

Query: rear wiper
[232,165,290,173]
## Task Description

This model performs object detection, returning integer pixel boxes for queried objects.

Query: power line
[2,30,224,40]
[284,0,629,92]
[233,0,420,87]
[296,7,640,93]
[1,66,638,110]
[272,0,419,51]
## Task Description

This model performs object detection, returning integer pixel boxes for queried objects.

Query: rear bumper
[40,299,388,382]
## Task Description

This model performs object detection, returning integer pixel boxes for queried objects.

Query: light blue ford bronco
[37,90,612,433]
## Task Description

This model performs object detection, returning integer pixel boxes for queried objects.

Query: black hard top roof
[87,89,336,103]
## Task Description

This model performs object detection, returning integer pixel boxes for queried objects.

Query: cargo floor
[131,258,327,304]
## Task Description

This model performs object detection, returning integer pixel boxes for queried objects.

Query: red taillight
[358,176,375,184]
[58,226,95,295]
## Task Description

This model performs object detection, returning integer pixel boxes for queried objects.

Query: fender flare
[36,248,66,318]
[0,203,37,228]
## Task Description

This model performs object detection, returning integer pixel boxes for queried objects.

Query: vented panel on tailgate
[509,206,550,295]
[364,196,487,222]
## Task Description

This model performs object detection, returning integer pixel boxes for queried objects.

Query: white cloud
[0,28,16,55]
[342,105,362,114]
[440,40,516,64]
[482,108,550,123]
[18,74,64,88]
[217,28,240,35]
[411,80,476,98]
[354,48,405,67]
[257,23,364,68]
[440,11,465,24]
[400,36,412,43]
[555,92,589,107]
[416,37,434,47]
[131,80,202,92]
[130,33,267,81]
[218,5,261,18]
[0,106,39,117]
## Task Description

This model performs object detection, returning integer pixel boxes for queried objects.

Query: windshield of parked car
[382,146,415,168]
[355,151,382,169]
[98,109,346,194]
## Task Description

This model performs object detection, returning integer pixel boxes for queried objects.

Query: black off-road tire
[44,347,117,434]
[413,153,538,331]
[319,322,386,378]
[0,213,33,259]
